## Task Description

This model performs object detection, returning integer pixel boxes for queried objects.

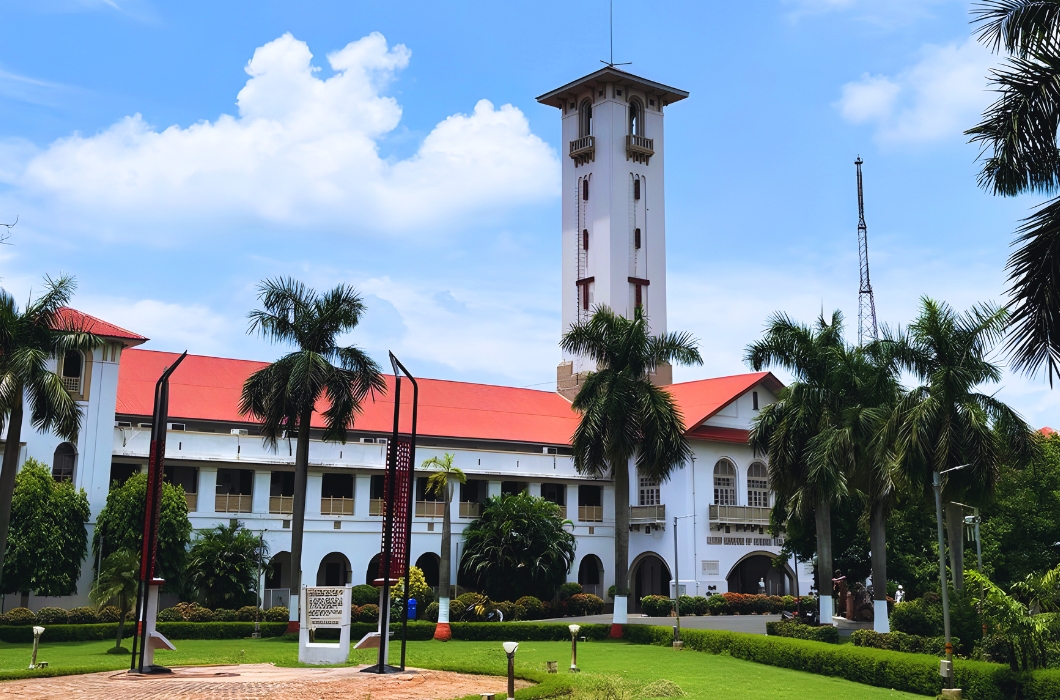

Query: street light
[672,514,694,646]
[502,641,519,700]
[933,464,969,689]
[569,624,580,672]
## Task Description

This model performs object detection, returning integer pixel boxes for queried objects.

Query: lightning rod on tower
[855,157,879,346]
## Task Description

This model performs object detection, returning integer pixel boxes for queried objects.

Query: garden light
[29,626,44,669]
[502,642,519,700]
[569,624,580,672]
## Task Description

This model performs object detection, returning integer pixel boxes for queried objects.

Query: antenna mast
[855,156,879,346]
[601,0,631,68]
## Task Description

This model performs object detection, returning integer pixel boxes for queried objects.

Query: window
[634,178,641,200]
[52,443,76,482]
[578,100,593,138]
[634,228,641,249]
[271,471,294,497]
[582,179,589,201]
[322,473,354,515]
[415,476,442,502]
[629,99,643,136]
[541,483,566,506]
[110,462,139,487]
[165,465,199,511]
[369,474,386,516]
[582,229,589,250]
[753,391,759,411]
[638,470,660,506]
[460,479,488,518]
[60,351,83,393]
[501,481,526,497]
[747,462,769,508]
[578,484,603,522]
[713,459,737,506]
[215,468,253,513]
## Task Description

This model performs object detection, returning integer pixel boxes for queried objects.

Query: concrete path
[533,614,781,635]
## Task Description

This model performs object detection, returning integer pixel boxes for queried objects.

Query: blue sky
[0,0,1055,427]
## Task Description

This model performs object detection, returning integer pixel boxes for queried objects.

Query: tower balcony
[569,135,595,167]
[709,504,771,526]
[626,135,654,165]
[630,503,665,531]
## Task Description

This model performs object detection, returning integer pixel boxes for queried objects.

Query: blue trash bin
[407,598,418,620]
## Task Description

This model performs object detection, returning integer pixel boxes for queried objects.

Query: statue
[851,582,874,622]
[831,570,848,618]
[895,585,905,603]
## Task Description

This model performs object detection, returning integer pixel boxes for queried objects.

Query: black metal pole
[376,371,402,673]
[391,354,418,671]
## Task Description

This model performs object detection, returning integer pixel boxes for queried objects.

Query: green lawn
[0,636,926,699]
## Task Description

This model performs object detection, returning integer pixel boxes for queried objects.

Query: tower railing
[569,135,596,166]
[626,134,654,164]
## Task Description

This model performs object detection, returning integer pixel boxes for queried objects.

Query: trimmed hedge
[851,629,956,656]
[450,622,610,641]
[1024,669,1060,700]
[0,621,288,644]
[765,619,839,644]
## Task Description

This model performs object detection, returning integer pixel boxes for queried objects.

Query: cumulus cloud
[2,32,558,236]
[836,37,995,143]
[81,298,233,355]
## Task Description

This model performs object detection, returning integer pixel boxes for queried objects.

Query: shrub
[449,622,611,641]
[677,595,696,615]
[558,582,583,599]
[97,605,122,623]
[155,621,287,639]
[4,607,36,625]
[424,601,439,622]
[35,607,69,625]
[68,606,99,625]
[568,593,605,616]
[798,596,818,615]
[516,596,544,620]
[607,584,616,599]
[765,619,839,644]
[263,606,289,622]
[213,608,236,622]
[186,604,216,622]
[358,604,379,623]
[641,595,674,617]
[157,607,184,623]
[235,605,260,622]
[351,584,379,606]
[851,629,956,656]
[706,594,729,615]
[890,598,943,637]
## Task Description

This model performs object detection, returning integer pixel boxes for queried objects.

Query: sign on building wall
[305,587,349,628]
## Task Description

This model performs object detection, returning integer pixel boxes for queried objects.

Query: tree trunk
[869,499,889,632]
[289,406,313,625]
[434,482,453,640]
[945,502,964,592]
[116,592,127,649]
[0,393,24,592]
[614,459,630,596]
[814,496,833,623]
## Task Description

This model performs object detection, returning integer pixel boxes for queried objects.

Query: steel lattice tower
[855,157,879,346]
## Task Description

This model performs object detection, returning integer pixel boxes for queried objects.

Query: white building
[0,65,813,614]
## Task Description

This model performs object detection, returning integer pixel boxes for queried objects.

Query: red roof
[1042,427,1056,437]
[116,349,782,446]
[54,307,147,344]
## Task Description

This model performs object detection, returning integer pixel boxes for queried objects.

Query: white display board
[299,585,352,665]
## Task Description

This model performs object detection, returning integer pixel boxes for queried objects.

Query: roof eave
[536,67,689,108]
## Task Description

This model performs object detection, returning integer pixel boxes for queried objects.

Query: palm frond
[973,1,1060,56]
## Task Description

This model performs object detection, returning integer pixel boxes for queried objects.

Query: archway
[629,552,671,613]
[264,551,291,610]
[726,552,794,595]
[316,552,352,587]
[416,552,440,590]
[366,554,381,585]
[52,442,77,482]
[577,554,604,597]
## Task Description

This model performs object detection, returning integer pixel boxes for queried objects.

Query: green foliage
[640,595,673,617]
[890,597,944,637]
[235,605,260,622]
[515,595,544,619]
[884,494,941,599]
[391,566,434,606]
[557,581,583,599]
[350,583,378,606]
[851,629,955,656]
[67,606,98,624]
[0,621,287,643]
[158,607,184,622]
[34,606,69,625]
[91,472,191,587]
[90,549,138,614]
[2,458,90,597]
[566,593,604,616]
[357,604,379,622]
[460,492,576,601]
[448,621,610,641]
[967,568,1052,671]
[97,605,121,622]
[263,606,288,622]
[3,607,34,625]
[766,620,839,643]
[213,608,236,622]
[186,521,265,609]
[423,601,439,622]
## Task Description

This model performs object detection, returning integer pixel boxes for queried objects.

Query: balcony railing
[415,501,445,518]
[184,492,198,512]
[269,495,293,514]
[61,376,81,393]
[626,134,654,164]
[569,135,595,166]
[215,493,252,513]
[709,504,771,526]
[459,501,482,519]
[369,498,385,516]
[549,504,567,520]
[321,496,354,516]
[630,504,666,525]
[578,505,603,522]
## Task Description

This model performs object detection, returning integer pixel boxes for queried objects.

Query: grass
[0,635,928,697]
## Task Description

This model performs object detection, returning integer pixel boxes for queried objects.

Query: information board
[305,587,347,628]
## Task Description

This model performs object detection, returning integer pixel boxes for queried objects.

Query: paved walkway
[535,614,781,635]
[1,663,524,700]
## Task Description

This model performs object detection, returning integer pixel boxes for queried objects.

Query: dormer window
[61,350,83,394]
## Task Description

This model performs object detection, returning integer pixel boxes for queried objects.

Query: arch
[725,551,794,595]
[60,350,83,393]
[747,461,769,508]
[316,551,351,587]
[578,99,593,138]
[628,98,644,136]
[577,554,604,598]
[415,552,440,589]
[366,553,381,585]
[713,458,737,506]
[629,551,671,613]
[264,551,292,610]
[52,442,77,482]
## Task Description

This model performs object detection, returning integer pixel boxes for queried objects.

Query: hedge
[0,621,288,644]
[450,622,610,641]
[851,629,957,657]
[765,620,839,644]
[1024,669,1060,700]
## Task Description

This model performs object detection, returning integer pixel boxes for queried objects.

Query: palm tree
[91,549,140,652]
[186,521,267,610]
[239,278,385,624]
[883,298,1037,591]
[422,452,465,640]
[560,305,702,632]
[0,275,99,591]
[966,1,1060,384]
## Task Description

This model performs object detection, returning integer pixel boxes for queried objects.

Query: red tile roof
[116,349,783,446]
[54,307,147,344]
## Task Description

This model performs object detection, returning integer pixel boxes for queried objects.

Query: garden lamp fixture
[502,641,519,700]
[569,624,580,671]
[29,626,44,670]
[933,463,969,689]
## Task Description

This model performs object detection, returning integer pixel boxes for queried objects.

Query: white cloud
[836,37,996,143]
[1,32,558,236]
[785,0,956,24]
[81,298,233,356]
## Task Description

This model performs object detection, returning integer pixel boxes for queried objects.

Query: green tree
[239,277,385,622]
[90,549,139,652]
[92,472,192,588]
[884,299,1037,590]
[0,275,100,589]
[460,492,576,602]
[966,2,1060,383]
[1,458,90,597]
[560,305,702,625]
[422,452,464,634]
[186,521,266,609]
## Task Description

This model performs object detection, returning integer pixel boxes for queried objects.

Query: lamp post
[933,464,969,690]
[569,624,580,672]
[672,514,694,646]
[502,641,519,700]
